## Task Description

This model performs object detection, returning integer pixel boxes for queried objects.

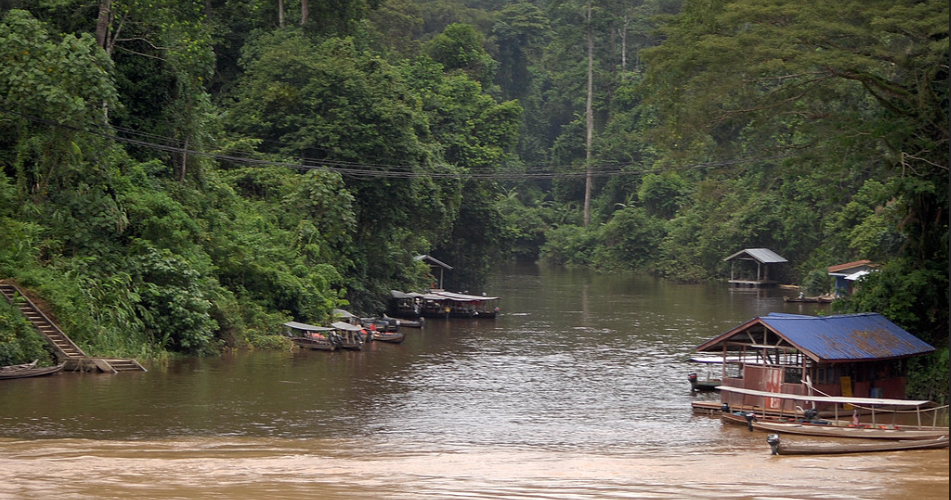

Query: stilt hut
[724,248,787,288]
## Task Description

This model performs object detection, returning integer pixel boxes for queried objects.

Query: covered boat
[389,290,500,319]
[283,321,337,351]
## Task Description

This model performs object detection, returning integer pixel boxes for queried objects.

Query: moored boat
[0,359,66,380]
[724,412,949,440]
[389,290,500,319]
[688,372,720,392]
[283,321,338,351]
[331,321,366,350]
[370,329,405,344]
[766,434,950,455]
[383,314,423,328]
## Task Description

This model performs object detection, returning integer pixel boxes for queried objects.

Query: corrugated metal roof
[723,248,788,263]
[697,313,934,362]
[827,259,873,274]
[414,254,453,270]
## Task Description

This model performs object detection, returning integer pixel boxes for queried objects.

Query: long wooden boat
[783,295,833,303]
[719,385,947,423]
[370,330,405,344]
[722,410,949,440]
[0,360,66,379]
[383,314,423,328]
[766,434,950,455]
[283,321,337,351]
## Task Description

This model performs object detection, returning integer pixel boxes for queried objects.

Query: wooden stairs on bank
[0,282,146,373]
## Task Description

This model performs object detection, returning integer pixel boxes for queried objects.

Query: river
[0,262,947,499]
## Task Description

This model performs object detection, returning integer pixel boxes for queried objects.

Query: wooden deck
[0,282,145,373]
[728,279,779,288]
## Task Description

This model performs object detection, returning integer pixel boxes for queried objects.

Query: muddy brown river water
[1,263,947,499]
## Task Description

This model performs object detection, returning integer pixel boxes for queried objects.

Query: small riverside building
[827,259,877,297]
[723,248,787,288]
[695,312,934,414]
[415,254,452,290]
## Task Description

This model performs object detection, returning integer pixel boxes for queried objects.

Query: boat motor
[744,412,757,432]
[803,408,818,422]
[720,402,730,413]
[766,434,781,455]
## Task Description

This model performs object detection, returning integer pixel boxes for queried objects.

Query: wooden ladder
[0,282,146,372]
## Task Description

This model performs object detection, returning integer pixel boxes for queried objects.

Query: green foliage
[637,172,689,219]
[539,224,598,267]
[591,206,666,271]
[802,269,831,297]
[905,349,950,405]
[0,9,117,122]
[0,9,120,204]
[0,296,53,366]
[130,242,220,355]
[425,22,496,87]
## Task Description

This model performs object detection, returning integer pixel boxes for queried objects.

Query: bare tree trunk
[96,0,114,122]
[180,137,188,184]
[301,0,309,25]
[96,0,111,49]
[278,0,285,27]
[583,0,594,227]
[619,16,629,81]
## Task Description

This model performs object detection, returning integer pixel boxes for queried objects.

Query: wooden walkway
[0,282,145,373]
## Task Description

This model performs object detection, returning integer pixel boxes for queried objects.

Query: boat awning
[332,309,357,319]
[391,290,499,301]
[283,321,334,332]
[718,386,934,407]
[331,321,365,332]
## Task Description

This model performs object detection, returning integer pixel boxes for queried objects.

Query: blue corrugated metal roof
[699,312,934,361]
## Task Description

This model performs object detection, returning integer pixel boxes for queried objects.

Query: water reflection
[0,262,945,499]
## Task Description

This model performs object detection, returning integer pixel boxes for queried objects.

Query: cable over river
[0,263,947,499]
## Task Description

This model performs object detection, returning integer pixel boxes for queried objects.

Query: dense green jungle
[0,0,947,400]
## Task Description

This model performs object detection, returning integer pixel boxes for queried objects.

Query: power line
[0,106,791,180]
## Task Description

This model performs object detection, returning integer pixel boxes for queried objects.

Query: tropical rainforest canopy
[0,0,946,398]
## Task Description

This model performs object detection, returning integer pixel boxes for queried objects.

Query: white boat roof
[391,290,499,301]
[717,385,934,407]
[331,321,366,332]
[283,321,334,332]
[689,355,762,364]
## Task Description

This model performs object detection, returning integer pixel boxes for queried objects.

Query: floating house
[694,312,934,414]
[724,248,787,288]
